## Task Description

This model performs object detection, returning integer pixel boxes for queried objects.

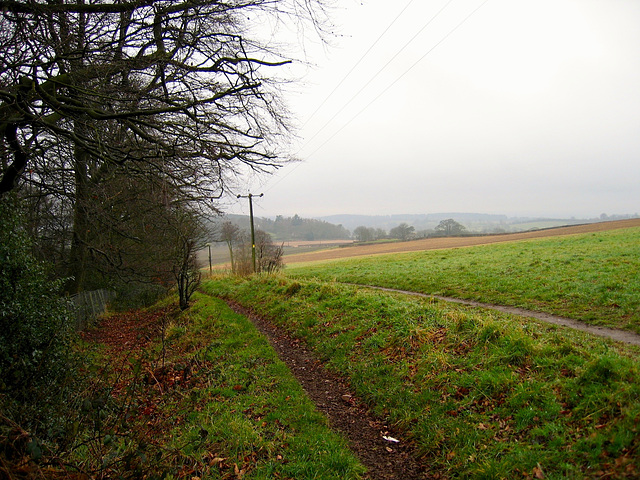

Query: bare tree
[220,221,241,273]
[0,0,332,293]
[255,229,284,274]
[234,228,282,275]
[390,223,415,241]
[0,1,331,193]
[435,219,467,236]
[167,208,204,310]
[354,226,374,242]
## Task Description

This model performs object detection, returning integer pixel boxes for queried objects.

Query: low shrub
[0,196,79,437]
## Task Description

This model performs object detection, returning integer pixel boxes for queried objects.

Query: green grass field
[203,275,640,479]
[77,226,640,478]
[75,294,366,479]
[285,227,640,333]
[170,293,366,479]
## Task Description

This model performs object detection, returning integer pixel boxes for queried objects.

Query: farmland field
[284,219,640,333]
[283,218,640,264]
[194,219,640,478]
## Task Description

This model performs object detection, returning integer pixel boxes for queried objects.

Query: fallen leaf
[533,464,545,479]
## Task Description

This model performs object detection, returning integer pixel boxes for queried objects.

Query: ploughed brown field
[283,218,640,264]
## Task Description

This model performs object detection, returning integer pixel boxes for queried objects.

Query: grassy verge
[285,227,640,333]
[71,293,365,479]
[203,275,640,479]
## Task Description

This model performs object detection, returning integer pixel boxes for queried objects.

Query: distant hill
[316,213,638,234]
[206,212,639,241]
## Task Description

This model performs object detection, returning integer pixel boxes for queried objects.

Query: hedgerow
[0,196,78,437]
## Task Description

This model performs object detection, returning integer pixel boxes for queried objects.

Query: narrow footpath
[225,300,431,480]
[359,285,640,347]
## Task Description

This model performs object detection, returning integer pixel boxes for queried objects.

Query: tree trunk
[226,242,235,273]
[0,124,28,196]
[66,145,90,294]
[66,7,90,295]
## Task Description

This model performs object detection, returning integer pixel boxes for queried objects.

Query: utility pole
[237,193,263,273]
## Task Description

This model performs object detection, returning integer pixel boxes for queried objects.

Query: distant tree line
[434,219,467,236]
[353,226,388,242]
[353,219,467,242]
[214,214,351,242]
[266,214,351,241]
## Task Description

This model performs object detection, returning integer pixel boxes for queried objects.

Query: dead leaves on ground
[77,304,238,479]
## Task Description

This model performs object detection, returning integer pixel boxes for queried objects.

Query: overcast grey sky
[229,0,640,220]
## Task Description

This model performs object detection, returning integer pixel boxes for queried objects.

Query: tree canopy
[435,218,467,236]
[389,222,415,241]
[0,0,331,294]
[0,0,329,198]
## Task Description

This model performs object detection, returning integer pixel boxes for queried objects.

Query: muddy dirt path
[226,300,431,480]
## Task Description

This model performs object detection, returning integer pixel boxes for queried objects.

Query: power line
[302,0,417,129]
[300,0,456,151]
[263,0,490,195]
[303,0,491,162]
